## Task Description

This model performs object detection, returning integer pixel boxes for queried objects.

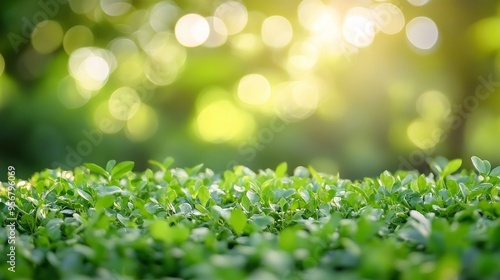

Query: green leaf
[490,166,500,177]
[111,161,135,179]
[179,203,192,215]
[308,165,323,185]
[105,160,116,173]
[471,156,491,175]
[96,186,122,197]
[197,185,210,206]
[95,195,114,210]
[76,188,93,204]
[229,208,247,235]
[46,218,63,241]
[187,163,204,176]
[84,163,109,178]
[275,162,287,178]
[441,159,462,178]
[150,219,170,243]
[380,171,395,191]
[148,160,166,172]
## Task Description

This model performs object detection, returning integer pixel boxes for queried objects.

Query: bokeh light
[63,25,94,55]
[149,1,179,32]
[408,0,430,7]
[94,101,125,134]
[175,13,210,47]
[31,20,64,54]
[407,119,442,149]
[57,76,91,109]
[275,80,320,121]
[287,41,319,72]
[100,0,132,17]
[261,16,293,48]
[214,1,248,35]
[144,32,186,85]
[109,87,141,121]
[342,7,376,48]
[69,0,99,14]
[125,104,158,142]
[372,3,405,35]
[298,0,338,32]
[196,100,254,143]
[238,74,271,105]
[406,17,439,51]
[204,17,228,48]
[68,47,116,91]
[416,90,450,120]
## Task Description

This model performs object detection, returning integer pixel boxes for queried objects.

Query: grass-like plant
[1,156,500,279]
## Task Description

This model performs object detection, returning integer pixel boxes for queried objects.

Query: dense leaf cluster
[1,157,500,279]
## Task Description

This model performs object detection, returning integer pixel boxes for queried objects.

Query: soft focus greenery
[1,0,500,179]
[1,157,500,279]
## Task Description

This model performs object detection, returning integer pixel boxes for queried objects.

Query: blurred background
[1,0,499,179]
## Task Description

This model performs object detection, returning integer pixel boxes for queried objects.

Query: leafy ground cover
[1,157,500,280]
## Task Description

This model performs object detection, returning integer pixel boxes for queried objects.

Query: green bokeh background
[1,0,499,179]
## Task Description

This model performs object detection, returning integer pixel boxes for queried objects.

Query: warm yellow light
[69,0,99,14]
[342,7,375,48]
[144,32,186,85]
[31,20,64,54]
[238,74,271,105]
[68,47,116,91]
[126,104,158,142]
[275,81,320,121]
[372,3,405,35]
[204,17,228,48]
[408,0,430,7]
[261,16,293,48]
[407,119,442,149]
[196,100,254,143]
[298,0,338,32]
[416,90,450,120]
[214,1,248,35]
[287,41,319,71]
[406,17,439,51]
[175,14,210,47]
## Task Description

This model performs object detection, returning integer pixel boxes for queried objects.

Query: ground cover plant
[1,156,500,280]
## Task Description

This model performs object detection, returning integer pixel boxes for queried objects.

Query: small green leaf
[308,165,323,185]
[111,161,135,179]
[471,156,490,175]
[197,186,210,207]
[150,220,171,243]
[441,159,462,178]
[46,219,64,241]
[275,162,287,178]
[96,186,122,197]
[179,203,192,215]
[105,160,116,173]
[229,208,247,235]
[95,195,114,210]
[76,188,93,204]
[490,166,500,177]
[84,163,109,178]
[187,163,204,176]
[148,160,166,172]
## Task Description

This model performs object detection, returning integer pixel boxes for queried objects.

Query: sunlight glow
[204,17,228,48]
[238,74,271,105]
[0,54,4,77]
[416,90,450,120]
[372,3,405,35]
[406,17,439,51]
[214,1,248,35]
[69,47,116,91]
[407,119,442,149]
[144,32,186,85]
[57,76,91,109]
[275,81,320,121]
[196,100,254,143]
[298,0,338,32]
[175,14,210,47]
[126,104,158,142]
[408,0,430,7]
[261,16,293,48]
[342,7,376,48]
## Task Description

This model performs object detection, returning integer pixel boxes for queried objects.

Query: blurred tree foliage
[0,0,499,179]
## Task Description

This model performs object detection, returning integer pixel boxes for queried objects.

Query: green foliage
[1,158,500,279]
